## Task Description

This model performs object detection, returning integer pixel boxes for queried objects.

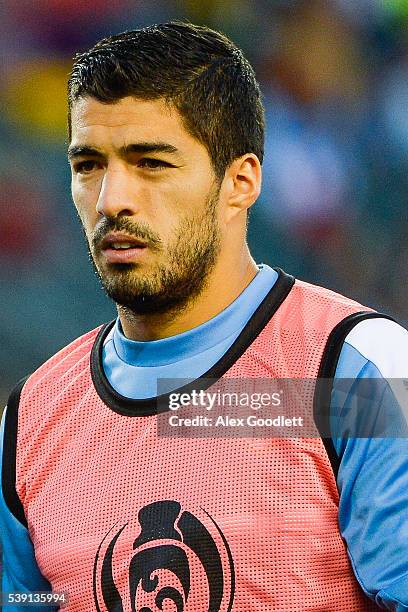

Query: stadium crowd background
[1,0,408,408]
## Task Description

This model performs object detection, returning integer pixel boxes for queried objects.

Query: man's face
[69,96,222,315]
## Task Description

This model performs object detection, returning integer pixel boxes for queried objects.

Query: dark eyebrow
[67,146,104,161]
[68,142,180,161]
[121,142,179,156]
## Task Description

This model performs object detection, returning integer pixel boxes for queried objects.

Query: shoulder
[7,323,109,406]
[1,324,111,526]
[292,277,372,311]
[284,278,374,336]
[341,317,408,378]
[289,277,407,374]
[33,323,106,374]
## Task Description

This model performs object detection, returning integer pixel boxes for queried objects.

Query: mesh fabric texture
[13,279,377,611]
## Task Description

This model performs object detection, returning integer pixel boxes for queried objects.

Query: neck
[118,245,258,341]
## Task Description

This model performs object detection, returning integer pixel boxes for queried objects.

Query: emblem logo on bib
[93,500,235,611]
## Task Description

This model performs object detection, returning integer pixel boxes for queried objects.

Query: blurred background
[1,0,408,407]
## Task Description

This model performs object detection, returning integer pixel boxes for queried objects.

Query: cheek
[71,180,98,228]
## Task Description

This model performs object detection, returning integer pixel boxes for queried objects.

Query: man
[1,21,408,611]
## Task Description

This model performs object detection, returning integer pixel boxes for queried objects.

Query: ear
[222,154,262,216]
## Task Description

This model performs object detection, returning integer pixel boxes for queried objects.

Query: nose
[96,165,140,218]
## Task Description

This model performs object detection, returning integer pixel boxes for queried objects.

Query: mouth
[101,232,148,250]
[100,232,149,264]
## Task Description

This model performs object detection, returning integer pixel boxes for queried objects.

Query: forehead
[70,96,197,151]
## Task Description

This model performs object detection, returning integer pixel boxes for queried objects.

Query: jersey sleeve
[332,317,408,610]
[1,404,57,611]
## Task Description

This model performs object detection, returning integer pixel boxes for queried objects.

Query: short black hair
[68,21,265,180]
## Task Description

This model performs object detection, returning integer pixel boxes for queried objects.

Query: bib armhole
[313,312,395,479]
[2,375,30,527]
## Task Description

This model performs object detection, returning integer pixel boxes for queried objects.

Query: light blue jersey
[102,265,278,398]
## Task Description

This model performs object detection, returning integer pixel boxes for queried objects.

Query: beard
[86,185,222,316]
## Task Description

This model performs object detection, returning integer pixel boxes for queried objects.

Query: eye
[138,158,172,170]
[73,160,102,174]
